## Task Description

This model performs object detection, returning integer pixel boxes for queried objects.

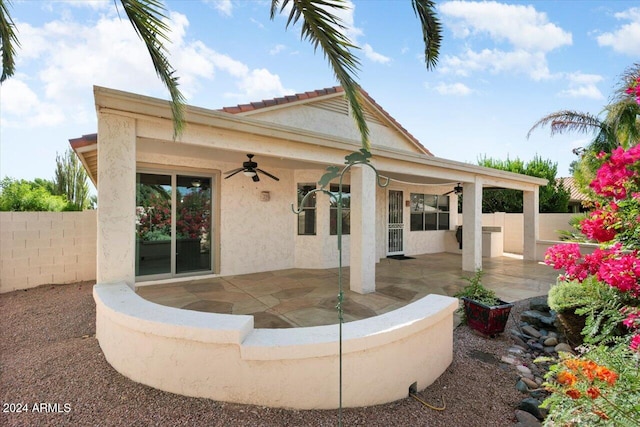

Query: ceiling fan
[442,183,463,196]
[224,154,280,182]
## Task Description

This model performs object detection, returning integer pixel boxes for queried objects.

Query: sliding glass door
[136,172,213,279]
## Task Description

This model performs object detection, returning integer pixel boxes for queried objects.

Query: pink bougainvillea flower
[630,334,640,352]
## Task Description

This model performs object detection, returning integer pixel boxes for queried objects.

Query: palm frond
[0,0,20,82]
[527,110,607,139]
[271,0,369,150]
[412,0,441,70]
[119,0,185,138]
[603,99,640,148]
[612,62,640,102]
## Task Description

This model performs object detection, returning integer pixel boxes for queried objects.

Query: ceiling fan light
[243,170,257,177]
[191,179,201,188]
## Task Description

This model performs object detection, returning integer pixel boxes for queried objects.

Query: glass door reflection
[176,175,212,274]
[136,173,172,276]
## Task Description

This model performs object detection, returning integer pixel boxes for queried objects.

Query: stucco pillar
[449,194,459,230]
[97,113,136,288]
[462,180,482,272]
[350,165,376,294]
[523,188,539,261]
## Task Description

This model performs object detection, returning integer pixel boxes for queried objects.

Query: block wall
[0,211,97,293]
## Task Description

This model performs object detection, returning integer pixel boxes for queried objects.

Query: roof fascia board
[94,86,547,189]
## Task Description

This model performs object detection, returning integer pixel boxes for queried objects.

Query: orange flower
[581,360,598,380]
[593,409,610,420]
[566,388,582,399]
[586,387,601,399]
[557,370,578,386]
[564,359,581,371]
[595,366,618,386]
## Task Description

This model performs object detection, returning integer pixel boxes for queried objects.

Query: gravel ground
[1,282,532,427]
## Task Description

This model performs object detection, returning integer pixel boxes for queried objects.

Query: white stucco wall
[458,212,580,255]
[94,282,458,409]
[137,144,295,276]
[0,211,97,293]
[249,105,423,154]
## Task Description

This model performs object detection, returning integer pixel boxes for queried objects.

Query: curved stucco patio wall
[94,283,458,409]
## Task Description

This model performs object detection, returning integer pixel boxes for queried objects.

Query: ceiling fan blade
[442,190,454,196]
[224,169,244,179]
[252,174,260,182]
[256,168,280,181]
[224,167,244,175]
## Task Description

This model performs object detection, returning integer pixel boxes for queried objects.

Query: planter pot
[462,297,514,336]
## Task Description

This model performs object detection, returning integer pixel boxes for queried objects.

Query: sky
[1,0,639,192]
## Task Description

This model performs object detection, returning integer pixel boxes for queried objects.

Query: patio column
[350,165,376,294]
[523,188,539,261]
[462,180,482,272]
[97,113,137,288]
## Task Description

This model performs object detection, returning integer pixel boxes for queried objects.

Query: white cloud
[438,1,571,80]
[439,1,572,51]
[559,73,604,100]
[0,79,65,127]
[269,44,286,55]
[203,0,233,16]
[5,11,291,128]
[597,7,640,55]
[440,48,551,80]
[229,68,293,100]
[430,82,473,96]
[362,44,390,64]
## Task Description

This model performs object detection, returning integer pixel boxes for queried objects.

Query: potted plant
[454,270,513,336]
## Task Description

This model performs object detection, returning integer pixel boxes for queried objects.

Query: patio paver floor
[137,252,560,328]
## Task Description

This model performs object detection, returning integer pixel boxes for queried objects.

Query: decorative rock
[528,342,544,352]
[511,335,529,349]
[516,379,530,393]
[546,331,558,339]
[529,296,550,312]
[555,343,574,353]
[543,346,556,355]
[501,355,519,365]
[517,365,532,376]
[517,398,547,420]
[515,409,542,427]
[521,377,538,389]
[509,346,526,355]
[521,310,557,328]
[522,325,542,338]
[544,337,558,347]
[530,389,548,400]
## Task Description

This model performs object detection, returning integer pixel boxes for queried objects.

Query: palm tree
[0,0,442,149]
[527,63,640,192]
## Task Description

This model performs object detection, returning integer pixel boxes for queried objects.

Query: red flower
[566,388,581,399]
[586,386,601,399]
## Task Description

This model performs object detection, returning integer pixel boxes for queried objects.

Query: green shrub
[548,276,607,312]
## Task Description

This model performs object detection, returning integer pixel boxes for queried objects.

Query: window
[330,184,350,235]
[297,183,316,235]
[410,193,449,231]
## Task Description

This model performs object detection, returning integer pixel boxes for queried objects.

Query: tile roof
[558,177,590,202]
[219,86,432,156]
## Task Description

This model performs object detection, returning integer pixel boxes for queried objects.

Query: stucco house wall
[248,104,422,154]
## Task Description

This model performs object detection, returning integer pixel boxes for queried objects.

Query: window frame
[410,192,450,231]
[297,183,317,236]
[329,183,351,235]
